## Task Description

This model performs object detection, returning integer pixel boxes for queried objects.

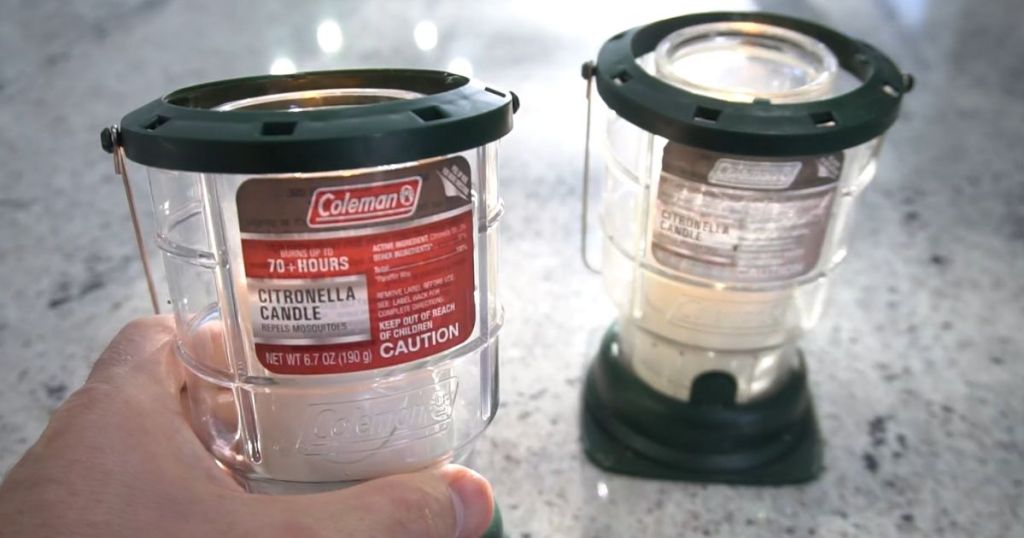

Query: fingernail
[440,465,493,538]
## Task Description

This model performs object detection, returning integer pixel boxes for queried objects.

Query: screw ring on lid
[590,12,912,156]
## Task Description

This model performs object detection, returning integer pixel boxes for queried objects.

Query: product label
[652,143,843,283]
[236,157,476,374]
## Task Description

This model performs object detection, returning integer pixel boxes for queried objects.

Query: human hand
[0,316,494,537]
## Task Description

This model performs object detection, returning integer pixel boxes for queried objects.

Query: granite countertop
[1,0,1021,536]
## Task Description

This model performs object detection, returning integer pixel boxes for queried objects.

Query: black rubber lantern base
[581,325,823,485]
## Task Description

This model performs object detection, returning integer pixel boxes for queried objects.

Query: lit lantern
[580,13,912,483]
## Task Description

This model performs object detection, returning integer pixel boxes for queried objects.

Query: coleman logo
[308,177,422,227]
[296,377,458,461]
[708,159,802,190]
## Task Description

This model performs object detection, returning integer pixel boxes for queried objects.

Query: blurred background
[0,0,1021,536]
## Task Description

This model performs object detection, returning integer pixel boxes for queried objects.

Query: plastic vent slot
[694,106,722,123]
[261,122,297,136]
[412,106,448,122]
[144,115,170,131]
[810,111,837,128]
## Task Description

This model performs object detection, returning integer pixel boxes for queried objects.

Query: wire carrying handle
[101,125,161,314]
[580,61,601,274]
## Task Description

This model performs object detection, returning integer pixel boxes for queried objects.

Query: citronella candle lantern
[101,69,516,491]
[580,13,911,483]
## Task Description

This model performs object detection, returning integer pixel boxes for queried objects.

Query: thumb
[284,464,494,538]
[86,315,183,399]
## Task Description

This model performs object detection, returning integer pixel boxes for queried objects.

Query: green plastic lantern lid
[587,12,912,156]
[102,69,517,173]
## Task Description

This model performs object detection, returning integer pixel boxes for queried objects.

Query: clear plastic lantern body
[599,22,885,403]
[144,89,503,490]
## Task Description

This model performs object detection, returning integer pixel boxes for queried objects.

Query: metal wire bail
[103,125,161,314]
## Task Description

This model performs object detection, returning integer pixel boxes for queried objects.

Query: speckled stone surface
[1,0,1021,536]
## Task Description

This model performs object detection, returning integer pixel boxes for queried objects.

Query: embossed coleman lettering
[296,378,459,457]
